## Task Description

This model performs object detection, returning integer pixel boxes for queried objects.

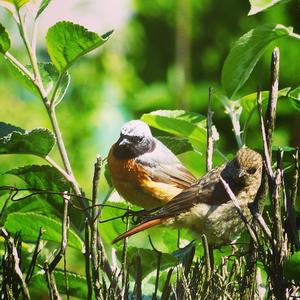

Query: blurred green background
[0,0,300,198]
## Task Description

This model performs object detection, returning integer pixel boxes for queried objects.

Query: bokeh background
[1,0,300,198]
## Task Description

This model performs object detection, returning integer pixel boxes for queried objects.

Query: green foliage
[283,252,300,283]
[286,86,300,111]
[0,123,55,157]
[156,136,193,155]
[36,0,52,20]
[5,212,83,249]
[248,0,288,15]
[1,0,29,9]
[46,21,112,73]
[221,24,292,98]
[0,23,10,53]
[116,246,178,279]
[142,110,207,152]
[30,270,88,298]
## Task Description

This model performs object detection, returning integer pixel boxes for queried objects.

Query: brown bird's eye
[247,167,256,174]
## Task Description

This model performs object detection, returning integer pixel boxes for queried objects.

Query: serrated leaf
[36,0,52,19]
[221,24,293,98]
[0,123,55,157]
[116,246,178,279]
[141,110,207,144]
[30,269,88,298]
[156,136,193,155]
[0,23,10,53]
[248,0,288,15]
[29,63,70,103]
[6,165,84,232]
[287,86,300,111]
[46,21,112,73]
[5,212,83,249]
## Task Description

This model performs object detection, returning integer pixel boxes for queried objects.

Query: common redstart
[108,120,196,209]
[112,148,262,245]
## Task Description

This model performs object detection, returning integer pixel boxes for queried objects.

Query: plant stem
[47,107,81,195]
[15,8,45,97]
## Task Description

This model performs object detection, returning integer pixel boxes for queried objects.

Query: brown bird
[108,120,196,209]
[112,147,263,245]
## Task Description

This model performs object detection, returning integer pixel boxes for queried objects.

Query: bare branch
[206,87,214,172]
[220,176,258,245]
[0,228,31,300]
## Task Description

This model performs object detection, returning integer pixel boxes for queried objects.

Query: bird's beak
[117,137,129,147]
[237,169,246,178]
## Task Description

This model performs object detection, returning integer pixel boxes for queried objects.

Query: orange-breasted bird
[112,147,263,245]
[107,120,196,209]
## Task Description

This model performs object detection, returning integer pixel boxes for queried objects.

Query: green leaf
[5,212,83,249]
[221,24,293,98]
[5,165,84,232]
[36,0,52,19]
[30,270,88,298]
[248,0,288,15]
[286,86,300,111]
[4,58,38,96]
[141,110,207,145]
[156,136,193,155]
[239,87,291,113]
[0,123,55,157]
[32,63,70,103]
[0,23,10,53]
[104,163,113,188]
[116,246,178,279]
[46,21,112,72]
[0,0,29,9]
[283,252,300,283]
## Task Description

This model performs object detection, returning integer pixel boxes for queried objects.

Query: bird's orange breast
[108,144,182,209]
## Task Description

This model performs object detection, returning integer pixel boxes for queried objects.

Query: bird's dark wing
[146,165,231,220]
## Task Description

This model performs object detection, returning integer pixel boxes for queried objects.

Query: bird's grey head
[113,120,156,159]
[224,147,263,187]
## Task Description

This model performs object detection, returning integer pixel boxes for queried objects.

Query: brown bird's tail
[112,218,163,244]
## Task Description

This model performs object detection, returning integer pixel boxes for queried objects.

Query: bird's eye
[247,167,256,174]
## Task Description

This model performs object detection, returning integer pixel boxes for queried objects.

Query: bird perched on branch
[112,147,263,245]
[108,120,196,209]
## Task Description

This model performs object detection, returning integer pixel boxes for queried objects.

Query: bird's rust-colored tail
[112,218,163,244]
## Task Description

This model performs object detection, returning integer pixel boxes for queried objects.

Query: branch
[220,177,258,245]
[0,228,31,300]
[90,157,102,299]
[265,47,280,158]
[84,219,93,300]
[49,192,69,271]
[206,87,214,172]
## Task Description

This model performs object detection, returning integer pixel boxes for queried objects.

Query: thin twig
[91,157,102,299]
[84,219,93,300]
[148,236,162,300]
[206,87,214,172]
[220,177,258,245]
[45,156,72,182]
[265,47,280,158]
[0,228,31,300]
[44,262,60,300]
[201,234,211,281]
[25,227,43,284]
[49,192,69,271]
[257,89,273,177]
